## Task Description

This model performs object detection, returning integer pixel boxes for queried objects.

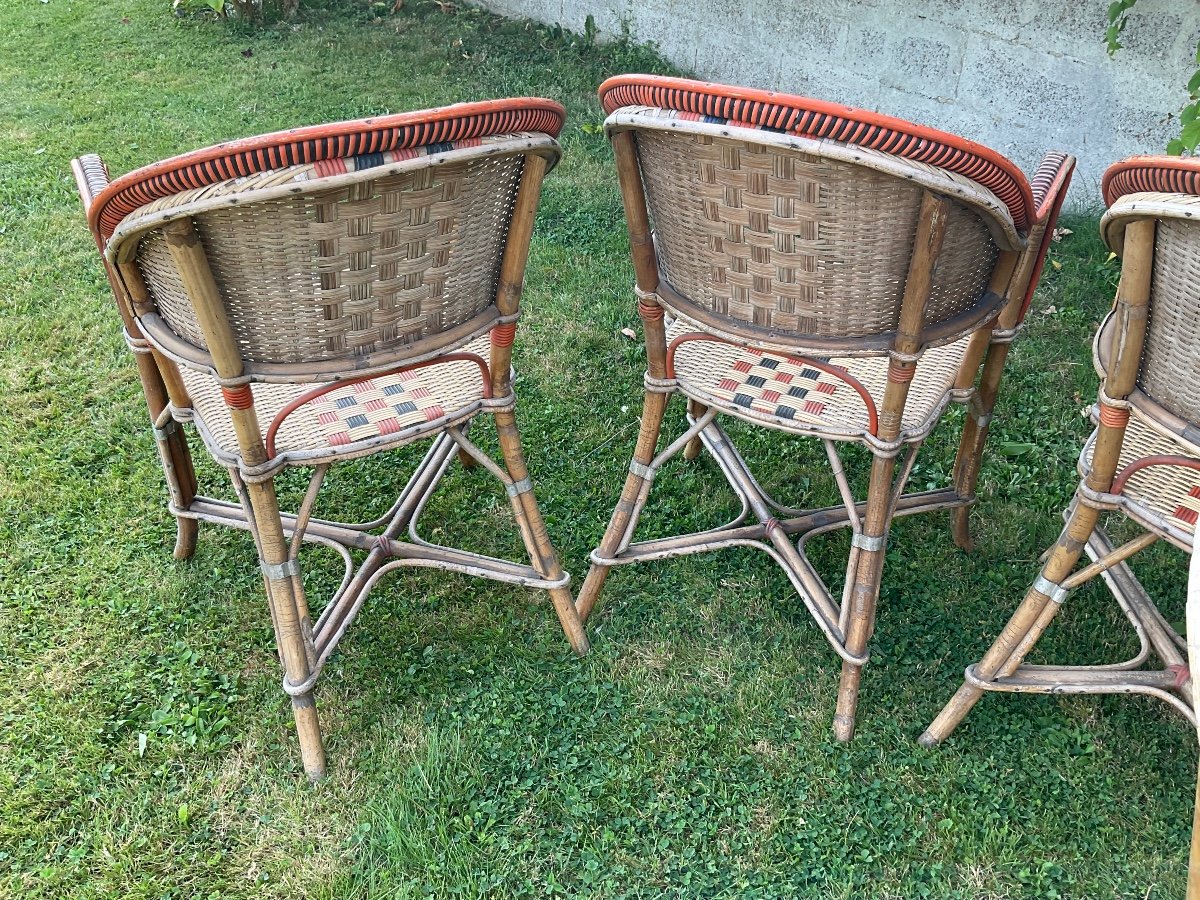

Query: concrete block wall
[479,0,1199,205]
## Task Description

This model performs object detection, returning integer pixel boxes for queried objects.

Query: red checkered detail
[699,346,844,425]
[309,373,450,447]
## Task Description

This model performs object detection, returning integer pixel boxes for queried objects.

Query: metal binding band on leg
[1032,574,1070,604]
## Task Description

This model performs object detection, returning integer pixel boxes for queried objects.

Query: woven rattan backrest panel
[1140,217,1200,425]
[135,154,524,365]
[636,130,998,340]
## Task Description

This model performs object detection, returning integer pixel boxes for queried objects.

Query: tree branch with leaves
[1106,0,1200,155]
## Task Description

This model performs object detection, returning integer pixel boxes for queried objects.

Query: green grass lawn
[0,1,1194,896]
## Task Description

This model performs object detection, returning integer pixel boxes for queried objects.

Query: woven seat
[73,100,589,780]
[667,318,970,442]
[178,336,495,467]
[578,75,1073,741]
[923,156,1200,753]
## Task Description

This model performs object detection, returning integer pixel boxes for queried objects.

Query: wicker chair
[579,75,1074,740]
[75,100,589,780]
[921,157,1200,748]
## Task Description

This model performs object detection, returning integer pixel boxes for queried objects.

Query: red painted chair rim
[598,74,1035,232]
[1103,155,1200,206]
[90,98,566,242]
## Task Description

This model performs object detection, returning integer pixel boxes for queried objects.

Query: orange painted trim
[598,74,1035,227]
[1111,454,1200,496]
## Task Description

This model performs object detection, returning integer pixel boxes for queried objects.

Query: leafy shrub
[1106,0,1200,154]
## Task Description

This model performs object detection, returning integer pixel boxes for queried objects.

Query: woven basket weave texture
[134,154,524,365]
[1139,218,1200,425]
[637,130,998,341]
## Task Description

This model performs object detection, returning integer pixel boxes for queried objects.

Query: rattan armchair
[578,75,1074,740]
[921,157,1200,748]
[74,100,589,780]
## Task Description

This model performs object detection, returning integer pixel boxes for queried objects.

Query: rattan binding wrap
[611,111,1017,353]
[108,135,558,376]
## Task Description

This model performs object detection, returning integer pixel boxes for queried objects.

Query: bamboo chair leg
[684,398,707,461]
[920,500,1099,746]
[575,390,671,622]
[163,216,324,779]
[129,338,200,559]
[244,477,326,780]
[457,447,478,470]
[493,407,589,656]
[174,516,199,560]
[833,451,898,742]
[1191,765,1200,900]
[1187,534,1200,900]
[833,190,948,740]
[73,155,200,560]
[923,217,1155,747]
[950,338,1013,552]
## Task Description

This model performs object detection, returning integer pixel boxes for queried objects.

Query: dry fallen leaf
[1052,227,1073,242]
[1050,259,1062,271]
[620,327,637,341]
[1041,305,1058,316]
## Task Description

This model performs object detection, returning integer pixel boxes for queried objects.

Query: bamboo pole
[72,156,199,559]
[483,152,588,655]
[949,250,1021,549]
[576,130,670,622]
[1188,538,1200,900]
[162,217,326,781]
[833,190,948,742]
[921,217,1157,747]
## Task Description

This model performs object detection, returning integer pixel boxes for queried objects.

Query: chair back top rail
[599,74,1036,232]
[89,99,565,242]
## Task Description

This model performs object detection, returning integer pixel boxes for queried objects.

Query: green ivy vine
[1106,0,1200,155]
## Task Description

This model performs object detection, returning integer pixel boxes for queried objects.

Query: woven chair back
[628,121,1009,347]
[108,138,555,377]
[1103,158,1200,430]
[1138,216,1200,425]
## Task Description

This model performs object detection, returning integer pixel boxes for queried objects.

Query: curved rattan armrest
[605,110,1023,253]
[106,134,561,263]
[1101,192,1200,255]
[72,153,111,218]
